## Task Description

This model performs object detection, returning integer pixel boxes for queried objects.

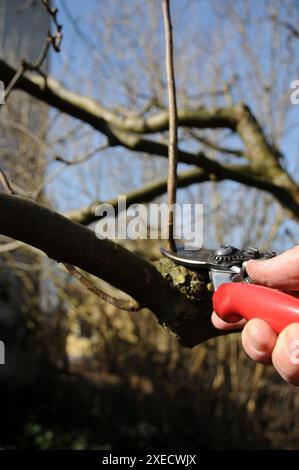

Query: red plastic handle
[213,283,299,334]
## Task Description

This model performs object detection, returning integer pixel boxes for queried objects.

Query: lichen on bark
[154,256,209,301]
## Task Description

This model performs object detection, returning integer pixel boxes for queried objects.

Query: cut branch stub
[154,256,224,347]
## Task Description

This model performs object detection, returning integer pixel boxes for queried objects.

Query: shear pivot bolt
[214,245,238,256]
[231,273,243,283]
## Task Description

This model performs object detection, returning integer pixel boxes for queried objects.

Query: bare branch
[41,0,63,53]
[1,61,299,219]
[62,263,141,312]
[65,168,210,225]
[54,142,109,166]
[186,130,244,157]
[4,64,26,100]
[0,170,15,194]
[0,60,237,136]
[162,0,178,252]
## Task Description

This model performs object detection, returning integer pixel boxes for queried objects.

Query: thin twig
[0,143,108,201]
[186,130,244,157]
[0,169,39,198]
[42,0,63,52]
[62,263,142,312]
[0,170,15,194]
[162,0,178,252]
[4,64,26,100]
[54,142,109,166]
[31,165,69,200]
[183,74,238,101]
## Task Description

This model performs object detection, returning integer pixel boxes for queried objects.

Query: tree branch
[0,193,224,346]
[54,142,109,166]
[0,59,236,134]
[65,168,209,225]
[0,59,284,170]
[186,130,244,157]
[62,262,141,312]
[0,170,15,194]
[2,59,299,219]
[162,0,178,252]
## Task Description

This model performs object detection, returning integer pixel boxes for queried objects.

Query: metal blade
[160,246,213,269]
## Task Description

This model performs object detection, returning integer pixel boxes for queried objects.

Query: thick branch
[103,134,299,218]
[0,60,284,172]
[0,193,223,346]
[0,60,288,170]
[2,59,299,218]
[65,160,299,228]
[0,60,236,135]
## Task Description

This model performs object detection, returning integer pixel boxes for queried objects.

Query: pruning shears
[161,245,299,334]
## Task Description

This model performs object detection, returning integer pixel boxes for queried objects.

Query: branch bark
[0,193,225,346]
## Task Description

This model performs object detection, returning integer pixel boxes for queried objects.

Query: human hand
[212,246,299,385]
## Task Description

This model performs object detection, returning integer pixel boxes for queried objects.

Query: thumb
[246,246,299,290]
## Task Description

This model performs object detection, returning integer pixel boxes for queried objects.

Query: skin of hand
[212,246,299,385]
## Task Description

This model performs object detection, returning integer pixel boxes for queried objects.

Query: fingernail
[243,259,265,271]
[243,260,258,269]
